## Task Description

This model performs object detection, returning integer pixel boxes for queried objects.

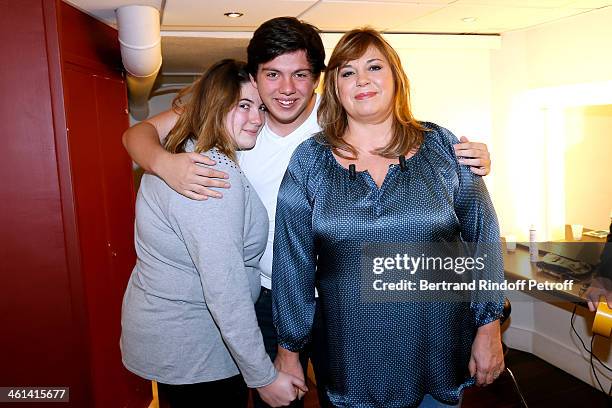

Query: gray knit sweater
[120,147,276,387]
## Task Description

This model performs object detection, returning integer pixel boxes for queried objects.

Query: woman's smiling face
[336,45,395,125]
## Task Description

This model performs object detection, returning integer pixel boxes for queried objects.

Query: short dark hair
[247,17,326,77]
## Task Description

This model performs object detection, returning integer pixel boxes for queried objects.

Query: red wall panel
[59,1,123,74]
[63,65,115,406]
[0,2,87,406]
[94,73,147,408]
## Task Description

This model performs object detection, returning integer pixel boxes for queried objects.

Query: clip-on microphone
[349,164,356,180]
[399,155,407,172]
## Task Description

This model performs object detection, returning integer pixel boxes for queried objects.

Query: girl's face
[225,82,266,149]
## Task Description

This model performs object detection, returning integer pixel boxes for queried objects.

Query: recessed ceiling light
[224,12,243,18]
[462,17,477,23]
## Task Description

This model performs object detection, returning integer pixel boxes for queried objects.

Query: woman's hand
[468,319,504,386]
[256,371,308,407]
[454,136,491,176]
[152,150,230,200]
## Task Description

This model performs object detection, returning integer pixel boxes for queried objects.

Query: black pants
[252,288,332,408]
[157,375,248,408]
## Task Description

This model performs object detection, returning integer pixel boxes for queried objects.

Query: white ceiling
[66,0,611,33]
[65,0,611,83]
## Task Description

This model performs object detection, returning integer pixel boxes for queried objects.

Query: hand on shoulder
[155,150,231,200]
[453,135,491,176]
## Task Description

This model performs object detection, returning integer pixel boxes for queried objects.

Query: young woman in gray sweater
[120,59,306,408]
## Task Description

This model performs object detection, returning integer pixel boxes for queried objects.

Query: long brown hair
[318,28,426,159]
[164,59,250,162]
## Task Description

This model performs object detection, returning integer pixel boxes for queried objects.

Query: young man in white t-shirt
[122,17,492,407]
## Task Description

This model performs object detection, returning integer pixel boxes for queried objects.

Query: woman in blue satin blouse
[271,29,505,408]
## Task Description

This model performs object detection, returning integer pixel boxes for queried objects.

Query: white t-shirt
[238,95,321,289]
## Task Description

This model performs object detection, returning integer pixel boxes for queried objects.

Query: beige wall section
[524,8,612,89]
[490,31,530,239]
[400,48,492,142]
[564,105,612,231]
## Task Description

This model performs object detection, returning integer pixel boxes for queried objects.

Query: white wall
[404,48,493,144]
[523,8,612,89]
[564,105,612,231]
[493,7,612,392]
[491,7,612,239]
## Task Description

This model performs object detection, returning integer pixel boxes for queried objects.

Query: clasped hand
[257,347,308,407]
[256,347,309,407]
[257,370,307,407]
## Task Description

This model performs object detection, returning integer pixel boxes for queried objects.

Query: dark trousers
[252,287,331,408]
[157,375,248,408]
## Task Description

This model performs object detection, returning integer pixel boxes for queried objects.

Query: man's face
[254,50,319,127]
